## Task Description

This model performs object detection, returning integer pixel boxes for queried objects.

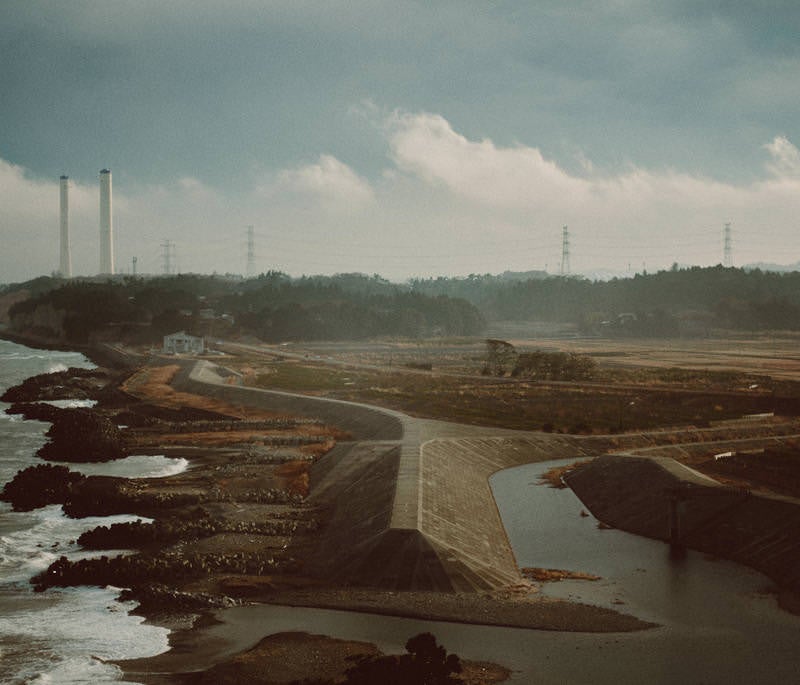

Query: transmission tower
[161,240,176,275]
[560,225,571,275]
[246,225,256,278]
[723,222,733,267]
[132,256,138,277]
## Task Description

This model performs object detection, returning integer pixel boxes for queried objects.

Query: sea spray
[0,340,169,683]
[54,455,189,480]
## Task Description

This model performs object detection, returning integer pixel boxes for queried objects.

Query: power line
[560,225,570,275]
[161,240,176,275]
[724,222,733,267]
[246,225,256,278]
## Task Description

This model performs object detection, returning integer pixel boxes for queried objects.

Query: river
[163,460,800,684]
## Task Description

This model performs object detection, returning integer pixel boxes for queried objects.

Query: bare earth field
[217,336,800,435]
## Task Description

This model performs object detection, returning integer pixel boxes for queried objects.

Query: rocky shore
[0,346,658,683]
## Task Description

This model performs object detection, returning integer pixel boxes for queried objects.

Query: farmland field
[218,334,800,434]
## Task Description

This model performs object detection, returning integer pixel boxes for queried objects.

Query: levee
[171,360,566,591]
[172,359,800,597]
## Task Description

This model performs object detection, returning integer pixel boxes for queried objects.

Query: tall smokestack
[59,175,72,278]
[99,168,114,274]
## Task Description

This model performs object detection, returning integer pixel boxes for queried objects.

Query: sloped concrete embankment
[417,436,600,591]
[173,361,458,589]
[164,359,800,595]
[171,360,607,592]
[304,435,600,593]
[566,455,800,592]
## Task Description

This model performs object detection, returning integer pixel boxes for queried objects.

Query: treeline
[8,265,800,342]
[411,266,800,333]
[7,272,484,344]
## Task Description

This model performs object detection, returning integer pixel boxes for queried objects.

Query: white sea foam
[0,506,152,583]
[24,657,133,685]
[46,362,69,374]
[42,399,97,409]
[0,342,167,685]
[55,455,189,479]
[0,587,166,684]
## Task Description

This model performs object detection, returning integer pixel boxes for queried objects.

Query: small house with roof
[162,331,205,355]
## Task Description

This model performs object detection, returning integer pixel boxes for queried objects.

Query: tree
[344,632,461,685]
[485,339,517,376]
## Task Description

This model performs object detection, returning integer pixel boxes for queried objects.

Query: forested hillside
[411,266,800,334]
[5,266,800,344]
[5,273,485,344]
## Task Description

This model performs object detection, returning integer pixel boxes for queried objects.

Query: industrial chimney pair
[59,169,114,278]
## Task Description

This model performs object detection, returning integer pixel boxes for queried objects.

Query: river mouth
[490,459,794,629]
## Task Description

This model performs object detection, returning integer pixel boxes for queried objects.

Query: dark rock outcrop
[6,403,127,462]
[118,584,240,611]
[37,408,126,462]
[1,367,109,402]
[0,463,85,511]
[32,551,299,592]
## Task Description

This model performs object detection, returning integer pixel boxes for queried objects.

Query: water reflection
[490,459,796,630]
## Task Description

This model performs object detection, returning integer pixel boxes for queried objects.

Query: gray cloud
[1,2,799,282]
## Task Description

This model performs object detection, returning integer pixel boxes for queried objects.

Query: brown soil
[521,567,601,583]
[237,353,800,434]
[122,365,285,420]
[187,632,383,684]
[143,631,511,685]
[252,587,649,633]
[538,460,589,488]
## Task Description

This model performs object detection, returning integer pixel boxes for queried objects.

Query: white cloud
[0,160,98,282]
[277,155,374,210]
[387,112,583,211]
[2,115,800,283]
[383,111,800,272]
[764,136,800,178]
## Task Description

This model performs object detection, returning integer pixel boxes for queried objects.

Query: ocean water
[0,340,176,684]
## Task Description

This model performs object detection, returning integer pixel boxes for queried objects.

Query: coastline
[0,333,651,683]
[0,327,143,371]
[4,331,800,683]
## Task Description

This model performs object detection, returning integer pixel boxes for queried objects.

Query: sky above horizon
[2,1,800,283]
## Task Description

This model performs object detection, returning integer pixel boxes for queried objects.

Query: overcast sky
[2,1,799,283]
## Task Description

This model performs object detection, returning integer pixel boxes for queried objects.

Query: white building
[162,331,204,355]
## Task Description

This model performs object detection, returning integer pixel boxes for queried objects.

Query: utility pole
[723,222,733,267]
[161,240,176,276]
[560,225,570,276]
[246,225,256,278]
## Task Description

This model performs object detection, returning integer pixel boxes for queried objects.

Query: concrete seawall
[171,360,573,591]
[171,359,800,596]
